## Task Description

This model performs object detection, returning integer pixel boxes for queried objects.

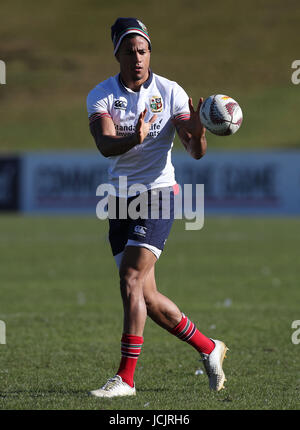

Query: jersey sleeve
[86,87,112,124]
[172,83,190,122]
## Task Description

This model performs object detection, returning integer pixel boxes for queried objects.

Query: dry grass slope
[0,0,299,151]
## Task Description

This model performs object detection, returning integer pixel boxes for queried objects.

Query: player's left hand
[172,97,206,139]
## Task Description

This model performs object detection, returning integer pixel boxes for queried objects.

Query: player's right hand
[136,108,157,144]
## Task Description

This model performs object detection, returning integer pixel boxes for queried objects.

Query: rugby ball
[199,94,243,136]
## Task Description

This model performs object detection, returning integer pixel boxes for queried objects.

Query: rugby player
[87,17,228,397]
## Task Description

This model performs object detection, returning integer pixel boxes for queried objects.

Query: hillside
[0,0,299,151]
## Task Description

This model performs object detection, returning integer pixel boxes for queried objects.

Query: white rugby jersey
[87,71,190,195]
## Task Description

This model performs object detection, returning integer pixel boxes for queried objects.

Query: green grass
[0,215,300,410]
[1,0,299,413]
[1,0,300,151]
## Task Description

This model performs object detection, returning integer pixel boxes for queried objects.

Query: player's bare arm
[173,97,207,160]
[90,108,157,157]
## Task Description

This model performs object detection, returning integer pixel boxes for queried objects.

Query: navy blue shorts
[108,186,175,259]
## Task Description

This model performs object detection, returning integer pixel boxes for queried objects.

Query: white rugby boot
[200,339,229,391]
[89,375,136,398]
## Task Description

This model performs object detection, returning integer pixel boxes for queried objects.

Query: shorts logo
[134,225,147,237]
[150,96,163,113]
[114,97,127,110]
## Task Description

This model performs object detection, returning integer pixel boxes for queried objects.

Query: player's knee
[119,267,144,299]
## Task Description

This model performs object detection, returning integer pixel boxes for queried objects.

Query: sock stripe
[121,346,142,358]
[180,319,191,336]
[121,352,140,359]
[185,324,197,342]
[177,318,196,342]
[121,343,143,348]
[120,336,143,359]
[170,314,215,355]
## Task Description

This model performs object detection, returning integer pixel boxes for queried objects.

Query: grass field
[0,215,299,410]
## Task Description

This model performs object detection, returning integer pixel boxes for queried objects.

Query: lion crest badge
[149,96,163,113]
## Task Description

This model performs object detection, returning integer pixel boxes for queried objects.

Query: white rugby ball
[199,94,243,136]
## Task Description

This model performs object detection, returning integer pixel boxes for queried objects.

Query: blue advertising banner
[0,157,20,211]
[17,150,300,215]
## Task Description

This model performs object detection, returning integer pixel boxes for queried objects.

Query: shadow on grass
[0,389,88,398]
[137,388,168,394]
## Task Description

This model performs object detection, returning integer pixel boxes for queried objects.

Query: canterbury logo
[134,225,147,236]
[114,98,127,110]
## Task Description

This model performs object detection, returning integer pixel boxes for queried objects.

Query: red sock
[169,313,215,355]
[117,334,143,387]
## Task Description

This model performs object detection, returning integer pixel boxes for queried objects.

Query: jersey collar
[118,69,153,93]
